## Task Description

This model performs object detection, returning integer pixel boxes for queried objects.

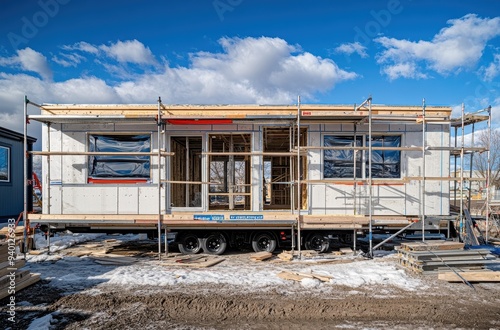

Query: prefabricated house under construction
[22,97,492,255]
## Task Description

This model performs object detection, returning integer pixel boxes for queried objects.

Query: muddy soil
[2,278,500,329]
[1,239,499,329]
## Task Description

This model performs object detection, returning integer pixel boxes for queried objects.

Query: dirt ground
[1,240,500,330]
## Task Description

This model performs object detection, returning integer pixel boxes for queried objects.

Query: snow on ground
[24,232,424,296]
[26,312,55,330]
[32,232,105,254]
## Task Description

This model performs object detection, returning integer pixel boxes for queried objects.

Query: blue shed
[0,127,37,223]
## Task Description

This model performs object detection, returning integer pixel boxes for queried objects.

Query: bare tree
[473,129,500,189]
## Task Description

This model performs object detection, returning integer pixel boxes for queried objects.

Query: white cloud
[0,48,52,81]
[52,52,86,67]
[99,39,156,65]
[62,41,99,54]
[376,14,500,80]
[182,36,357,102]
[334,42,368,58]
[380,62,427,81]
[0,36,357,147]
[480,54,500,81]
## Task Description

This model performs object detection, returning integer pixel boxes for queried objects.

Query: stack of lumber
[0,226,25,239]
[0,241,40,300]
[397,241,500,278]
[0,227,25,247]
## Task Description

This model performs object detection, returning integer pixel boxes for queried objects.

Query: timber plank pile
[397,241,500,280]
[160,255,225,268]
[0,241,40,300]
[277,270,333,282]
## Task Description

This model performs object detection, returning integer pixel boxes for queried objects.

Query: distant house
[0,127,36,223]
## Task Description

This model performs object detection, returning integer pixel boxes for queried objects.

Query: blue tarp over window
[324,136,362,178]
[88,134,151,179]
[324,135,401,179]
[370,136,401,178]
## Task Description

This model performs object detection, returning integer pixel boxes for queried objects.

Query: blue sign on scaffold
[193,214,224,221]
[229,215,264,220]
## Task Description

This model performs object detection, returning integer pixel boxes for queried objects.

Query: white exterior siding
[41,120,450,217]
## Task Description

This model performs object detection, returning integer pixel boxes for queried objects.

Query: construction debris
[90,255,139,265]
[277,270,333,282]
[250,252,273,261]
[161,255,225,268]
[277,251,294,261]
[339,247,354,255]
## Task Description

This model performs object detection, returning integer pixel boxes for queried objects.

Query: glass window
[0,146,10,182]
[369,136,401,178]
[88,134,150,181]
[324,136,362,178]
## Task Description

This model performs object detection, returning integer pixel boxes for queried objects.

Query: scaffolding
[24,95,491,258]
[450,105,492,244]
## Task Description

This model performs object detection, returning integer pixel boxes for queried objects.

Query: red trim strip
[88,178,148,184]
[167,119,233,125]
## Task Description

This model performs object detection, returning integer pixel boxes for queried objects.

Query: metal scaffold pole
[157,97,163,260]
[460,103,465,241]
[23,96,28,257]
[296,95,302,259]
[421,99,426,242]
[367,97,373,257]
[486,105,491,244]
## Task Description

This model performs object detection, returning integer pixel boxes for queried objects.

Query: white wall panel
[61,186,118,214]
[62,132,86,184]
[139,186,160,214]
[118,186,139,213]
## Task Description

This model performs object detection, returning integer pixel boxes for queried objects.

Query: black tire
[177,233,202,254]
[304,232,329,253]
[202,232,227,255]
[251,232,277,253]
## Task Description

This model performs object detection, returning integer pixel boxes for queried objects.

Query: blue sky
[0,0,499,148]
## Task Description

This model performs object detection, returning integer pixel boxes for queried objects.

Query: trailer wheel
[177,233,202,254]
[304,232,329,253]
[251,232,277,253]
[202,232,227,255]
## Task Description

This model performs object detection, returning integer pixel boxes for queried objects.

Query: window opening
[170,136,202,207]
[209,134,251,210]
